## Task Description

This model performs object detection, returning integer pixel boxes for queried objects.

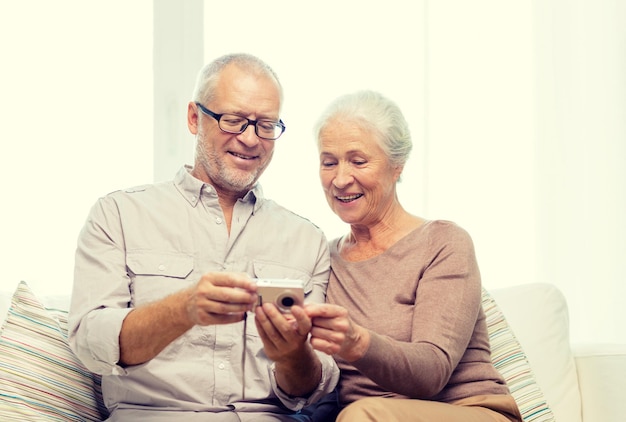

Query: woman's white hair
[314,90,412,173]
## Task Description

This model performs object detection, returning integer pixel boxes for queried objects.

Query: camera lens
[280,296,295,308]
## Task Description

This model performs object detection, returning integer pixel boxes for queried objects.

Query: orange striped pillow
[482,288,555,422]
[0,281,107,420]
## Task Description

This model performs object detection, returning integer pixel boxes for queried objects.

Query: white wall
[424,1,626,343]
[1,1,623,344]
[197,0,626,344]
[533,0,626,343]
[424,2,537,289]
[0,1,153,296]
[153,0,202,183]
[201,0,428,242]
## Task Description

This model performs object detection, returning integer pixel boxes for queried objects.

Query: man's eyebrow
[227,108,279,121]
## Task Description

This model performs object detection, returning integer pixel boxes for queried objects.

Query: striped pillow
[482,288,555,422]
[0,281,107,421]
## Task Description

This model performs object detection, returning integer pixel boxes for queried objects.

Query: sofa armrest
[573,343,626,422]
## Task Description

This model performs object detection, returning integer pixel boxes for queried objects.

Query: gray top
[328,220,509,405]
[69,166,338,420]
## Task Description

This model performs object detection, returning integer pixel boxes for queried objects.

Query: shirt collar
[174,165,264,213]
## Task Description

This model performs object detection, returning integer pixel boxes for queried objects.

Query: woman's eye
[321,161,337,167]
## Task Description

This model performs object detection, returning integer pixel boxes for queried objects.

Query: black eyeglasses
[195,102,286,140]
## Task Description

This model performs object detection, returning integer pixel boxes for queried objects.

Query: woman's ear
[393,165,404,182]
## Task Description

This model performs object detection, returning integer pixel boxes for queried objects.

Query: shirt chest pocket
[127,250,194,306]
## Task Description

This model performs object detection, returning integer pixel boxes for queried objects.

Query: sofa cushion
[574,343,626,422]
[0,281,107,420]
[482,288,555,421]
[489,283,581,422]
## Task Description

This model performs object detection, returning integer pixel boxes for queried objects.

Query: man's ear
[187,102,199,135]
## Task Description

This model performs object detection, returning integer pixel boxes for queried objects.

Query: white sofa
[0,281,624,421]
[489,283,626,422]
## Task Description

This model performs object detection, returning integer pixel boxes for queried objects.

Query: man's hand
[254,303,321,397]
[185,272,258,326]
[254,303,310,361]
[119,272,257,366]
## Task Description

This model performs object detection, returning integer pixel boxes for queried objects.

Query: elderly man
[69,53,338,422]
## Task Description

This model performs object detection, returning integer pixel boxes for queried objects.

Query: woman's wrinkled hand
[305,303,370,362]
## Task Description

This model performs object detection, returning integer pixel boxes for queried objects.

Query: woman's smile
[336,193,363,203]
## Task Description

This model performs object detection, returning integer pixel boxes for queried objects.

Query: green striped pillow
[482,288,555,422]
[0,281,107,421]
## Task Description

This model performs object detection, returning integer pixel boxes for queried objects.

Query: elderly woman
[306,91,523,422]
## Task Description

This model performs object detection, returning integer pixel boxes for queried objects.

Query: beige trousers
[336,394,523,422]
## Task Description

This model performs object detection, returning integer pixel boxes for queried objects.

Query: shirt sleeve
[270,232,339,411]
[68,195,133,375]
[269,350,340,411]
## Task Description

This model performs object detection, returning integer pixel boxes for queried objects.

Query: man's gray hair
[192,53,283,104]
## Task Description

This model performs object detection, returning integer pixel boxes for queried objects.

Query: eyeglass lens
[219,114,283,140]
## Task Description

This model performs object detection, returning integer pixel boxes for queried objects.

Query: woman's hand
[305,303,370,362]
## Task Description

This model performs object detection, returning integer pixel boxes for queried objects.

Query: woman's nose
[332,164,354,189]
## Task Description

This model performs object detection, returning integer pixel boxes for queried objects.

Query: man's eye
[258,121,277,131]
[222,116,245,125]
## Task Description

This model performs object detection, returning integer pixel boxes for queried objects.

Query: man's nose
[237,124,260,147]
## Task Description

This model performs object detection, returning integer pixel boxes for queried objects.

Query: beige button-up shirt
[69,166,338,420]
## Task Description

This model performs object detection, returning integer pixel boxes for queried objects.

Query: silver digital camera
[253,278,304,314]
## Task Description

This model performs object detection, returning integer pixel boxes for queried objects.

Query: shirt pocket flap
[252,260,313,294]
[127,251,194,279]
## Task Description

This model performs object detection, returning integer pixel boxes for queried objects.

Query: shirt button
[158,264,166,271]
[215,217,223,224]
[218,362,225,370]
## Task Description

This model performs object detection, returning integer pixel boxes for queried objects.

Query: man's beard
[196,142,265,194]
[214,164,258,193]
